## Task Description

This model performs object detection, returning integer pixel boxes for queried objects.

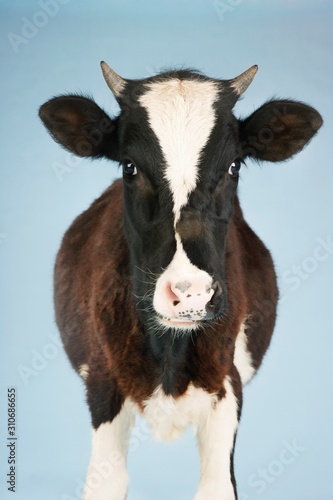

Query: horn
[100,61,126,96]
[230,65,258,96]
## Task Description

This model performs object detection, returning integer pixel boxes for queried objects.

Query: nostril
[166,282,181,304]
[212,280,223,297]
[207,280,224,315]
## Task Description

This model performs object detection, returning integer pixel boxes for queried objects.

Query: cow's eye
[228,160,241,177]
[122,161,137,176]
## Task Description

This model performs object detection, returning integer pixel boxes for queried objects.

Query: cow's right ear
[39,95,119,160]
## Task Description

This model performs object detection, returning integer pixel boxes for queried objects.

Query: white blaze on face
[139,78,219,223]
[139,77,219,323]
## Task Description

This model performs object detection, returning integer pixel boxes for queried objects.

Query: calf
[39,62,322,499]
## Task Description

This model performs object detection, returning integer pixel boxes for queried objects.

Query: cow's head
[39,63,322,334]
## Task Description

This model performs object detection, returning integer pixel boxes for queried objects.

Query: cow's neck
[148,330,190,396]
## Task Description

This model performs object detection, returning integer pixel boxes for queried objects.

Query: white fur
[153,233,213,322]
[83,401,134,500]
[139,78,218,223]
[84,379,239,498]
[78,363,89,380]
[139,377,239,499]
[195,377,238,500]
[141,383,218,441]
[234,320,255,385]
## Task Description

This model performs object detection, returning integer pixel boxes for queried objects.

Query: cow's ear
[239,100,323,162]
[39,95,119,160]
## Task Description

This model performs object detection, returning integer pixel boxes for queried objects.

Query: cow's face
[116,73,242,331]
[39,63,322,334]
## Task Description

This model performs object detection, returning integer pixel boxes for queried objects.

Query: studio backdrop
[0,1,332,499]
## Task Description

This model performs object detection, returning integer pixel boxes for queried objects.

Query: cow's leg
[83,376,133,500]
[195,373,242,500]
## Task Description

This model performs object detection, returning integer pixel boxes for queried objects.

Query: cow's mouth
[157,315,202,330]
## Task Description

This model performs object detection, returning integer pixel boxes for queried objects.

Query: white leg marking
[195,377,239,500]
[139,78,219,223]
[83,400,134,500]
[78,363,89,380]
[234,320,255,385]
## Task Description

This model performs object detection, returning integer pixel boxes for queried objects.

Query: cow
[39,62,322,500]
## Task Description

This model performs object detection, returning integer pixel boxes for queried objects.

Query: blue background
[1,1,332,499]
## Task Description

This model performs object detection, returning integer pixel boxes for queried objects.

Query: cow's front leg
[83,379,133,500]
[195,373,242,500]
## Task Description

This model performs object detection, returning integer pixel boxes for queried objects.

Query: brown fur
[55,179,278,407]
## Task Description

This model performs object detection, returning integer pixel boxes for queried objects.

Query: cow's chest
[125,320,255,441]
[134,383,218,441]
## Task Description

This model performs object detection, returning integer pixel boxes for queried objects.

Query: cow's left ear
[39,95,119,160]
[239,100,323,162]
